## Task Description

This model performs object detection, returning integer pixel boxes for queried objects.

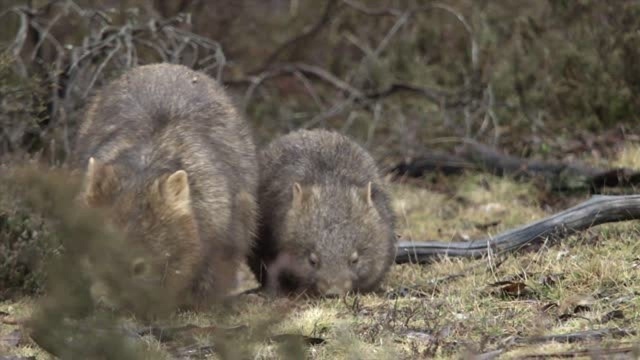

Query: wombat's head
[271,181,393,297]
[79,157,201,312]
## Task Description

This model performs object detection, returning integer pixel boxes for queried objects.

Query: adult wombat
[73,63,258,311]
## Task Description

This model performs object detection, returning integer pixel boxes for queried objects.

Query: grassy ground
[2,146,640,359]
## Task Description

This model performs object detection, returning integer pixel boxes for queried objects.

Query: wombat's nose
[318,279,352,297]
[90,281,117,309]
[342,279,352,291]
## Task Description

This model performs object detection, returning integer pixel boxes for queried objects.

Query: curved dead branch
[364,82,461,107]
[340,0,402,17]
[256,0,338,73]
[342,0,478,70]
[226,61,468,115]
[395,194,640,264]
[391,140,640,192]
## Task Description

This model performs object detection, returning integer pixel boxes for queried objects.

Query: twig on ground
[470,330,638,360]
[514,345,640,359]
[468,349,504,360]
[512,328,636,345]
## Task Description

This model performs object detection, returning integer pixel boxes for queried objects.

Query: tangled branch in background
[1,0,226,159]
[3,0,637,164]
[216,0,497,163]
[1,0,497,163]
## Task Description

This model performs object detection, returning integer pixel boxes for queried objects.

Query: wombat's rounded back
[74,63,255,172]
[258,129,394,222]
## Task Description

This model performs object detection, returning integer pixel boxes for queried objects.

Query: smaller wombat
[249,129,396,297]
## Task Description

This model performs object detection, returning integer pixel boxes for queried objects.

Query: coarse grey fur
[249,129,396,297]
[72,63,258,310]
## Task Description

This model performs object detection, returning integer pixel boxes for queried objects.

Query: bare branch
[1,3,230,159]
[340,0,402,17]
[292,70,326,109]
[236,63,364,112]
[3,8,30,66]
[423,3,478,71]
[301,96,357,129]
[343,1,478,70]
[365,82,449,105]
[29,1,71,61]
[257,0,338,72]
[83,39,121,98]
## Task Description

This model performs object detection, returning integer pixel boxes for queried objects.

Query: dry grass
[3,146,640,359]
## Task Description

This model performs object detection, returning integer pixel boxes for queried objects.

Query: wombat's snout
[131,257,149,277]
[317,278,353,297]
[89,281,118,309]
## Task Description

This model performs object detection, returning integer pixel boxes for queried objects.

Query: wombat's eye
[308,252,319,267]
[131,257,148,276]
[350,251,359,265]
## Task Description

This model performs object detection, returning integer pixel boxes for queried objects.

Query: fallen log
[388,150,473,177]
[391,140,640,192]
[395,195,640,264]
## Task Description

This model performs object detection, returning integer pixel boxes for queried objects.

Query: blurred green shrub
[0,53,48,155]
[0,189,60,299]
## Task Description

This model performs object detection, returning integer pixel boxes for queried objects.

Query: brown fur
[72,63,258,310]
[249,129,396,297]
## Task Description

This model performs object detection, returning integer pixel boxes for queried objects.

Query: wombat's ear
[84,157,120,206]
[161,170,191,215]
[291,182,306,209]
[360,181,374,207]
